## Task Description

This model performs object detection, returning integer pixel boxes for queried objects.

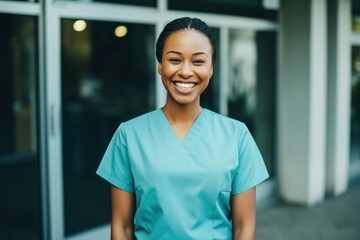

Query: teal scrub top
[96,108,269,239]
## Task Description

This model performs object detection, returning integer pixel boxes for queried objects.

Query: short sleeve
[96,123,134,193]
[231,124,269,195]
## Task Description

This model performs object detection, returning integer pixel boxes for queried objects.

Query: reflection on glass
[352,15,360,32]
[227,29,276,175]
[0,14,41,239]
[228,31,257,128]
[114,25,128,38]
[73,20,87,32]
[351,46,360,163]
[61,19,155,236]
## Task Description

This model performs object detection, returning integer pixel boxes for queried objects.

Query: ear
[158,63,163,76]
[209,65,213,78]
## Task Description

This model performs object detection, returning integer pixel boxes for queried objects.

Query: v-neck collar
[157,108,206,144]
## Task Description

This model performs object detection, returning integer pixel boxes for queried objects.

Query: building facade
[0,0,359,239]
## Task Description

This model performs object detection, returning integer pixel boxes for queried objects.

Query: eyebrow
[166,50,209,57]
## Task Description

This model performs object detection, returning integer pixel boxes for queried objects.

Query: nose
[178,62,194,79]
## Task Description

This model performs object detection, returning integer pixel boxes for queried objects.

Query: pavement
[256,180,360,240]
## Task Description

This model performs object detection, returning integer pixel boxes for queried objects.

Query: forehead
[164,29,212,53]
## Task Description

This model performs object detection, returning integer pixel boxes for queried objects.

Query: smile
[173,82,196,89]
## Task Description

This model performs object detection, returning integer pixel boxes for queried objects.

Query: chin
[171,97,199,106]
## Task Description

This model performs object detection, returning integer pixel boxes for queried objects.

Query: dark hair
[156,17,217,64]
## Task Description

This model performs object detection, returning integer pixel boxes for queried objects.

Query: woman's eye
[169,58,181,63]
[193,59,205,65]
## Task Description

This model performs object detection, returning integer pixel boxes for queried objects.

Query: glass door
[0,13,41,240]
[61,18,156,237]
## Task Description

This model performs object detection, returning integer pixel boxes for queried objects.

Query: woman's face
[158,29,213,107]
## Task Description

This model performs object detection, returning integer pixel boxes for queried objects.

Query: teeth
[174,82,196,89]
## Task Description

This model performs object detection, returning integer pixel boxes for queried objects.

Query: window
[350,8,360,174]
[227,29,276,175]
[0,14,41,239]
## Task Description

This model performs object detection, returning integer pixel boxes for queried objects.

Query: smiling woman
[96,17,269,240]
[158,29,213,108]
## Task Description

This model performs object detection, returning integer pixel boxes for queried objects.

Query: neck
[161,101,202,124]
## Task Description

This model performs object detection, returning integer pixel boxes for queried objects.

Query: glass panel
[227,29,276,176]
[0,14,41,239]
[351,46,360,164]
[61,19,155,236]
[352,11,360,165]
[201,27,220,112]
[60,0,156,7]
[168,0,277,20]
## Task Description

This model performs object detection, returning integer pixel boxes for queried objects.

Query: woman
[96,17,269,240]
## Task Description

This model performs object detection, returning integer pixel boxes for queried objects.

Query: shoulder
[203,109,247,133]
[123,109,159,126]
[203,109,252,143]
[116,109,160,135]
[202,109,253,150]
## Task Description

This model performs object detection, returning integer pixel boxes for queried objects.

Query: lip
[171,81,198,94]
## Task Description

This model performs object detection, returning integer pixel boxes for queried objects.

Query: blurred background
[0,0,359,239]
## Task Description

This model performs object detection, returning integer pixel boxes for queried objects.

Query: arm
[111,185,135,240]
[231,187,256,240]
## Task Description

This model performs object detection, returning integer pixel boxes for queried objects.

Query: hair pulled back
[156,17,217,64]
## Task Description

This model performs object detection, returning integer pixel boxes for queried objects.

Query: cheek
[198,68,213,81]
[161,64,178,77]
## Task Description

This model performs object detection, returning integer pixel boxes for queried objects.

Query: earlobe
[158,64,163,75]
